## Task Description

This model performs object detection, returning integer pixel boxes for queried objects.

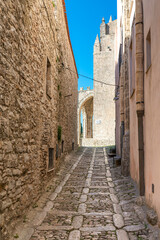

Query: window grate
[48,148,54,170]
[46,58,52,98]
[146,29,151,71]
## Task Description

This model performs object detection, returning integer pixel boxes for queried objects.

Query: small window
[56,144,58,159]
[129,41,133,96]
[48,148,54,170]
[146,29,151,71]
[46,58,52,98]
[119,44,122,74]
[72,142,74,151]
[62,140,64,153]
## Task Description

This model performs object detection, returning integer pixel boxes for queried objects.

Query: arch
[78,92,94,111]
[77,91,94,146]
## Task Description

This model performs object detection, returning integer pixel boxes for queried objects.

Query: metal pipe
[135,0,145,196]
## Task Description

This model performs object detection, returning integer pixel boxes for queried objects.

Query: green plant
[59,92,62,98]
[14,234,19,239]
[58,68,62,73]
[58,85,60,91]
[56,56,60,62]
[32,203,38,208]
[23,215,27,223]
[52,1,55,7]
[58,126,62,142]
[144,223,148,229]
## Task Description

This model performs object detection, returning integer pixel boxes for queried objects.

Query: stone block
[113,214,124,228]
[146,209,158,226]
[32,211,47,226]
[68,230,80,240]
[113,204,122,214]
[116,230,129,240]
[79,195,87,203]
[72,216,83,229]
[12,169,22,176]
[110,194,119,204]
[78,203,86,214]
[124,224,145,232]
[135,196,145,206]
[44,201,53,212]
[82,188,89,194]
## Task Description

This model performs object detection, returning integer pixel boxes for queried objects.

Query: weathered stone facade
[116,0,130,176]
[78,18,117,147]
[116,0,160,223]
[0,0,78,238]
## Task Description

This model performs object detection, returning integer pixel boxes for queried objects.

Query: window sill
[146,64,152,74]
[130,88,135,98]
[47,168,54,173]
[46,93,52,100]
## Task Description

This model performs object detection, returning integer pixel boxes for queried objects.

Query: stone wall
[115,0,122,157]
[0,0,78,238]
[117,0,130,176]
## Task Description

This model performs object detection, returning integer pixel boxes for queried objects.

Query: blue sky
[65,0,117,90]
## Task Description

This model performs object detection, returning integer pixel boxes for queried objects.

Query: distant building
[78,17,117,147]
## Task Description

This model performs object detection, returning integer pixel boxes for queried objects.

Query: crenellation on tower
[94,34,101,53]
[94,18,117,53]
[100,17,107,38]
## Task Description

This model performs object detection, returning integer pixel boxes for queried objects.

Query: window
[146,29,151,71]
[46,58,52,98]
[61,140,64,153]
[72,142,74,151]
[56,144,58,159]
[48,148,54,170]
[119,44,122,74]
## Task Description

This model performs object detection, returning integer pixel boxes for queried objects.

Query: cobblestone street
[13,148,159,240]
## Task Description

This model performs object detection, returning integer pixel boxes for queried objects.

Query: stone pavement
[12,148,160,240]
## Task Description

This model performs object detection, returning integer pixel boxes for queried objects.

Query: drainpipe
[120,64,125,156]
[120,0,130,177]
[135,0,145,196]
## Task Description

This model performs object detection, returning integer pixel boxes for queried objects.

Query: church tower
[93,17,117,146]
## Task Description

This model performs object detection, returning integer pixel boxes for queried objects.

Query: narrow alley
[13,148,159,240]
[1,0,160,239]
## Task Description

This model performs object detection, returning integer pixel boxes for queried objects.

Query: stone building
[115,0,131,176]
[116,0,160,223]
[0,0,78,238]
[78,17,117,147]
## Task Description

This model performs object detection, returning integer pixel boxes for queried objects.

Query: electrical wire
[62,64,119,87]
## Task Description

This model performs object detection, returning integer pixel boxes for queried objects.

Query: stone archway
[77,88,94,146]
